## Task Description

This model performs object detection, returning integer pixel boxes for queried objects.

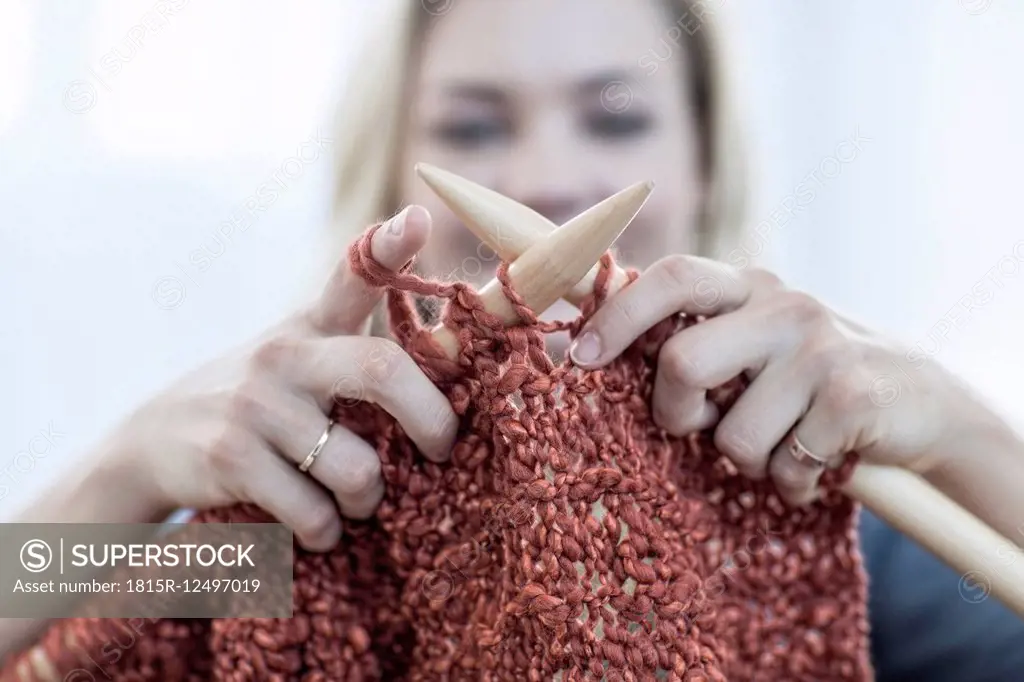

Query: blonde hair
[327,0,747,276]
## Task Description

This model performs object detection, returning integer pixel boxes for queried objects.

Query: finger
[298,422,385,520]
[652,346,717,437]
[652,373,717,437]
[712,357,815,480]
[267,335,458,462]
[235,380,385,519]
[227,438,343,552]
[652,310,791,436]
[569,255,751,368]
[312,205,432,335]
[768,400,849,506]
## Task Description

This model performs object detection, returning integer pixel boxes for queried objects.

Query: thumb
[312,205,431,334]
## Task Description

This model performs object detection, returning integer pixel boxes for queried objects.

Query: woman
[3,0,1023,678]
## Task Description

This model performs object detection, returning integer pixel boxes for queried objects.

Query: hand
[101,206,458,549]
[569,255,1003,505]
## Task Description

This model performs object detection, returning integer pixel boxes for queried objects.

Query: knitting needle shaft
[418,164,1024,618]
[851,465,1024,616]
[427,180,654,359]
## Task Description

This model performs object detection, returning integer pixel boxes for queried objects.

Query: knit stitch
[1,224,872,681]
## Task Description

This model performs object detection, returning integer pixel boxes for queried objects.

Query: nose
[499,113,593,227]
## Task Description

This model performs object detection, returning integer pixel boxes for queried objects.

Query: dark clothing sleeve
[861,509,1024,681]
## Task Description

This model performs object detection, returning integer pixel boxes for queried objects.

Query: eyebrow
[441,83,507,104]
[437,69,641,103]
[576,70,639,96]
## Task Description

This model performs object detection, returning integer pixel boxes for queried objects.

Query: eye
[431,117,510,150]
[585,111,654,140]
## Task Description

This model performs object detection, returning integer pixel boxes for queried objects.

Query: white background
[2,0,1023,516]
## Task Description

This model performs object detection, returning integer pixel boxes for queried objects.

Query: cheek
[585,131,701,267]
[608,157,699,268]
[613,191,696,269]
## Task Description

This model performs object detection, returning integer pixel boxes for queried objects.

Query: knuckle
[374,337,404,358]
[226,381,268,423]
[205,428,248,476]
[800,332,848,375]
[358,338,405,386]
[747,267,784,290]
[298,502,339,542]
[656,254,697,290]
[658,345,705,387]
[773,462,808,490]
[653,407,696,438]
[336,454,383,498]
[251,335,298,371]
[605,291,646,327]
[820,366,872,413]
[777,291,829,327]
[426,401,459,444]
[714,422,765,469]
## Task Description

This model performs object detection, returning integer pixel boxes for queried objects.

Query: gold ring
[788,432,828,468]
[299,418,335,473]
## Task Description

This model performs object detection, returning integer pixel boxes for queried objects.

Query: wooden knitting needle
[416,163,1024,618]
[417,163,633,305]
[427,179,654,359]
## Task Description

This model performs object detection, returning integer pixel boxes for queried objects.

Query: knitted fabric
[2,225,872,681]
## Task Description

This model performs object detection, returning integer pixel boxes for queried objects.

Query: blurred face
[397,0,704,318]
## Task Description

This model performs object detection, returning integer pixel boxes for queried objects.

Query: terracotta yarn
[2,225,872,681]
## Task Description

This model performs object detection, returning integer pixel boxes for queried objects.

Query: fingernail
[385,206,410,236]
[570,330,602,365]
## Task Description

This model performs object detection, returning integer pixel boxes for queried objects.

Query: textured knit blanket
[2,227,872,681]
